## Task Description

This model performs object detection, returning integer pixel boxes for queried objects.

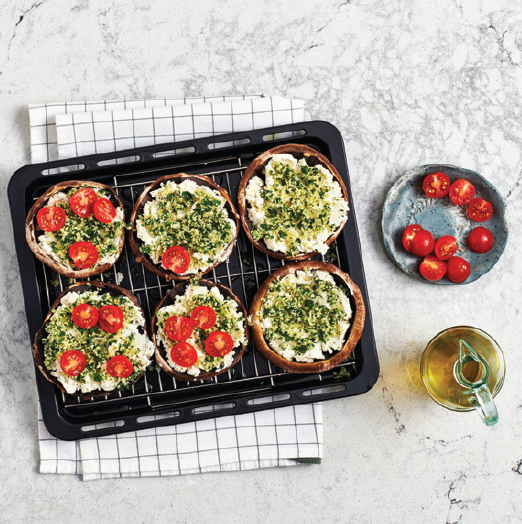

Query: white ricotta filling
[245,154,349,255]
[136,180,236,274]
[261,269,353,363]
[157,284,246,377]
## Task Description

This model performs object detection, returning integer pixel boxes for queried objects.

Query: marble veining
[2,0,522,522]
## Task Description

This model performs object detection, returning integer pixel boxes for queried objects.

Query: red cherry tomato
[60,350,87,376]
[106,355,133,378]
[422,172,450,199]
[402,224,423,253]
[434,235,457,260]
[171,342,198,368]
[410,229,435,257]
[419,255,447,282]
[72,303,99,329]
[205,331,234,357]
[37,207,66,231]
[93,198,117,223]
[98,305,124,333]
[467,227,494,253]
[70,188,98,218]
[68,241,99,269]
[446,256,471,283]
[191,306,217,329]
[162,246,190,273]
[165,316,193,341]
[468,198,493,222]
[449,179,475,205]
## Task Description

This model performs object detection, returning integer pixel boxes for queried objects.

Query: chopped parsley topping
[38,187,123,268]
[43,291,152,393]
[137,181,235,272]
[260,270,351,361]
[248,156,348,255]
[156,284,245,375]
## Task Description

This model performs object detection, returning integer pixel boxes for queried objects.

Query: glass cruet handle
[456,339,499,427]
[469,383,499,426]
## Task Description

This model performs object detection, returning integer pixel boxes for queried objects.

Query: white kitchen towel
[29,95,323,480]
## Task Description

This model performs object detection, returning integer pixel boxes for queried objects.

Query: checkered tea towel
[29,95,323,480]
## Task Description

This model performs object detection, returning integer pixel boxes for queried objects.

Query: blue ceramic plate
[382,164,509,284]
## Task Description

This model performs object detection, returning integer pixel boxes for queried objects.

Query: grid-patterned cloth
[29,95,323,481]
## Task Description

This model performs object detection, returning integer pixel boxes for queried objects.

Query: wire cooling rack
[9,121,379,440]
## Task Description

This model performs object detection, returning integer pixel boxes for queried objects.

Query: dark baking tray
[8,121,379,440]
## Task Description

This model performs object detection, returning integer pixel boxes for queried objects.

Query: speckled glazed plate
[382,164,509,284]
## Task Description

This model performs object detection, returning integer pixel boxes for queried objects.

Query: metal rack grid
[39,156,353,418]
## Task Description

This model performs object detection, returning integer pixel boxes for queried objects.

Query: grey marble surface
[2,0,522,522]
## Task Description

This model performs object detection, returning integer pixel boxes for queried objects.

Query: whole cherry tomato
[410,229,435,257]
[446,256,471,283]
[467,227,494,254]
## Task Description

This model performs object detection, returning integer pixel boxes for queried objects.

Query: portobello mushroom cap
[26,180,125,278]
[33,281,151,399]
[129,174,240,281]
[237,144,349,261]
[249,261,365,374]
[152,279,249,382]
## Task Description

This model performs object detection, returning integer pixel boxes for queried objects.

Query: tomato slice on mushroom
[449,179,475,205]
[106,355,133,378]
[72,303,99,329]
[191,306,217,330]
[419,255,447,282]
[98,305,124,333]
[70,188,98,218]
[68,241,99,269]
[93,198,117,223]
[422,172,450,199]
[171,342,198,368]
[60,350,87,377]
[434,235,457,261]
[402,224,423,253]
[205,331,234,357]
[446,256,471,283]
[162,246,190,273]
[36,206,66,231]
[468,198,493,222]
[165,315,193,341]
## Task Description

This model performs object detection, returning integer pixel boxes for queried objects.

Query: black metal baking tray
[8,121,379,440]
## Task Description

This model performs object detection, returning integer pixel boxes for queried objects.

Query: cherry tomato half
[37,206,66,232]
[205,331,234,357]
[162,245,190,273]
[106,355,133,378]
[410,229,435,257]
[165,315,193,341]
[93,198,117,223]
[72,303,99,329]
[419,255,447,282]
[70,188,98,218]
[60,350,87,377]
[171,342,198,368]
[191,306,217,330]
[446,256,471,283]
[468,198,493,222]
[467,227,494,254]
[98,305,124,333]
[402,224,423,253]
[68,241,99,269]
[422,172,450,199]
[434,235,457,261]
[449,179,475,205]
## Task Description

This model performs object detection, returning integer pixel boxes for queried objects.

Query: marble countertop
[2,1,522,522]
